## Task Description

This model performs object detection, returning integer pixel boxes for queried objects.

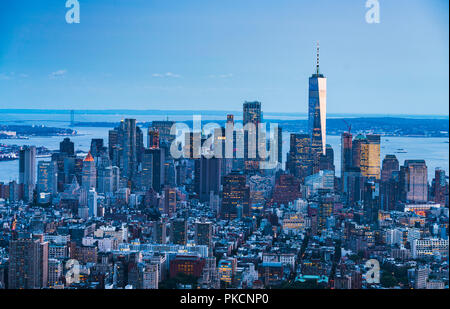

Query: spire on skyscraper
[84,151,94,162]
[316,41,320,75]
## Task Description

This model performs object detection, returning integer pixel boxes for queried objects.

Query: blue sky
[0,0,448,115]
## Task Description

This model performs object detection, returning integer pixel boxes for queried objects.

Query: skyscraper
[400,160,428,203]
[343,167,364,206]
[108,119,144,183]
[19,146,36,202]
[353,134,381,180]
[60,137,75,156]
[432,168,448,206]
[243,101,262,171]
[286,133,312,182]
[309,43,327,173]
[151,120,175,144]
[142,148,165,192]
[341,132,353,180]
[195,220,213,248]
[381,155,399,182]
[221,171,250,220]
[81,151,97,191]
[8,237,48,289]
[170,218,187,245]
[318,192,337,231]
[90,138,105,157]
[352,134,365,169]
[153,220,167,244]
[147,128,160,149]
[37,161,57,196]
[380,155,400,211]
[360,135,381,180]
[123,118,137,179]
[196,156,222,203]
[163,186,177,216]
[243,101,262,126]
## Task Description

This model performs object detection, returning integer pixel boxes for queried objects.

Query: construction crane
[342,119,351,134]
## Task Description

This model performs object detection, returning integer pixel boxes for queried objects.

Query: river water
[0,115,448,183]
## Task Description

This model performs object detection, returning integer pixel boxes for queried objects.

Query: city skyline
[0,0,448,294]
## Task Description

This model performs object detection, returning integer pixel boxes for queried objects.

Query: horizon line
[0,108,448,118]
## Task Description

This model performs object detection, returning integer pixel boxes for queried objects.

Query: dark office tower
[81,152,96,191]
[276,126,283,165]
[363,180,379,224]
[170,218,187,245]
[148,128,160,149]
[341,132,353,180]
[8,180,21,202]
[90,139,104,157]
[196,157,222,202]
[243,101,262,171]
[8,237,48,289]
[97,155,113,194]
[51,153,65,192]
[37,161,57,196]
[141,148,153,190]
[225,114,237,168]
[121,118,137,180]
[0,262,6,289]
[97,165,113,194]
[380,155,400,211]
[318,192,336,231]
[382,171,401,211]
[108,119,143,183]
[195,221,213,248]
[319,144,335,172]
[286,134,312,183]
[351,134,365,169]
[74,158,83,184]
[163,187,177,216]
[432,168,448,206]
[60,137,75,156]
[62,155,76,185]
[184,132,202,159]
[108,129,119,161]
[381,155,399,182]
[221,171,250,220]
[400,160,428,203]
[342,167,364,206]
[142,148,165,192]
[153,220,167,244]
[243,101,262,126]
[213,126,232,175]
[136,126,144,164]
[176,160,188,186]
[151,120,175,144]
[309,43,327,174]
[164,159,177,187]
[19,146,36,202]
